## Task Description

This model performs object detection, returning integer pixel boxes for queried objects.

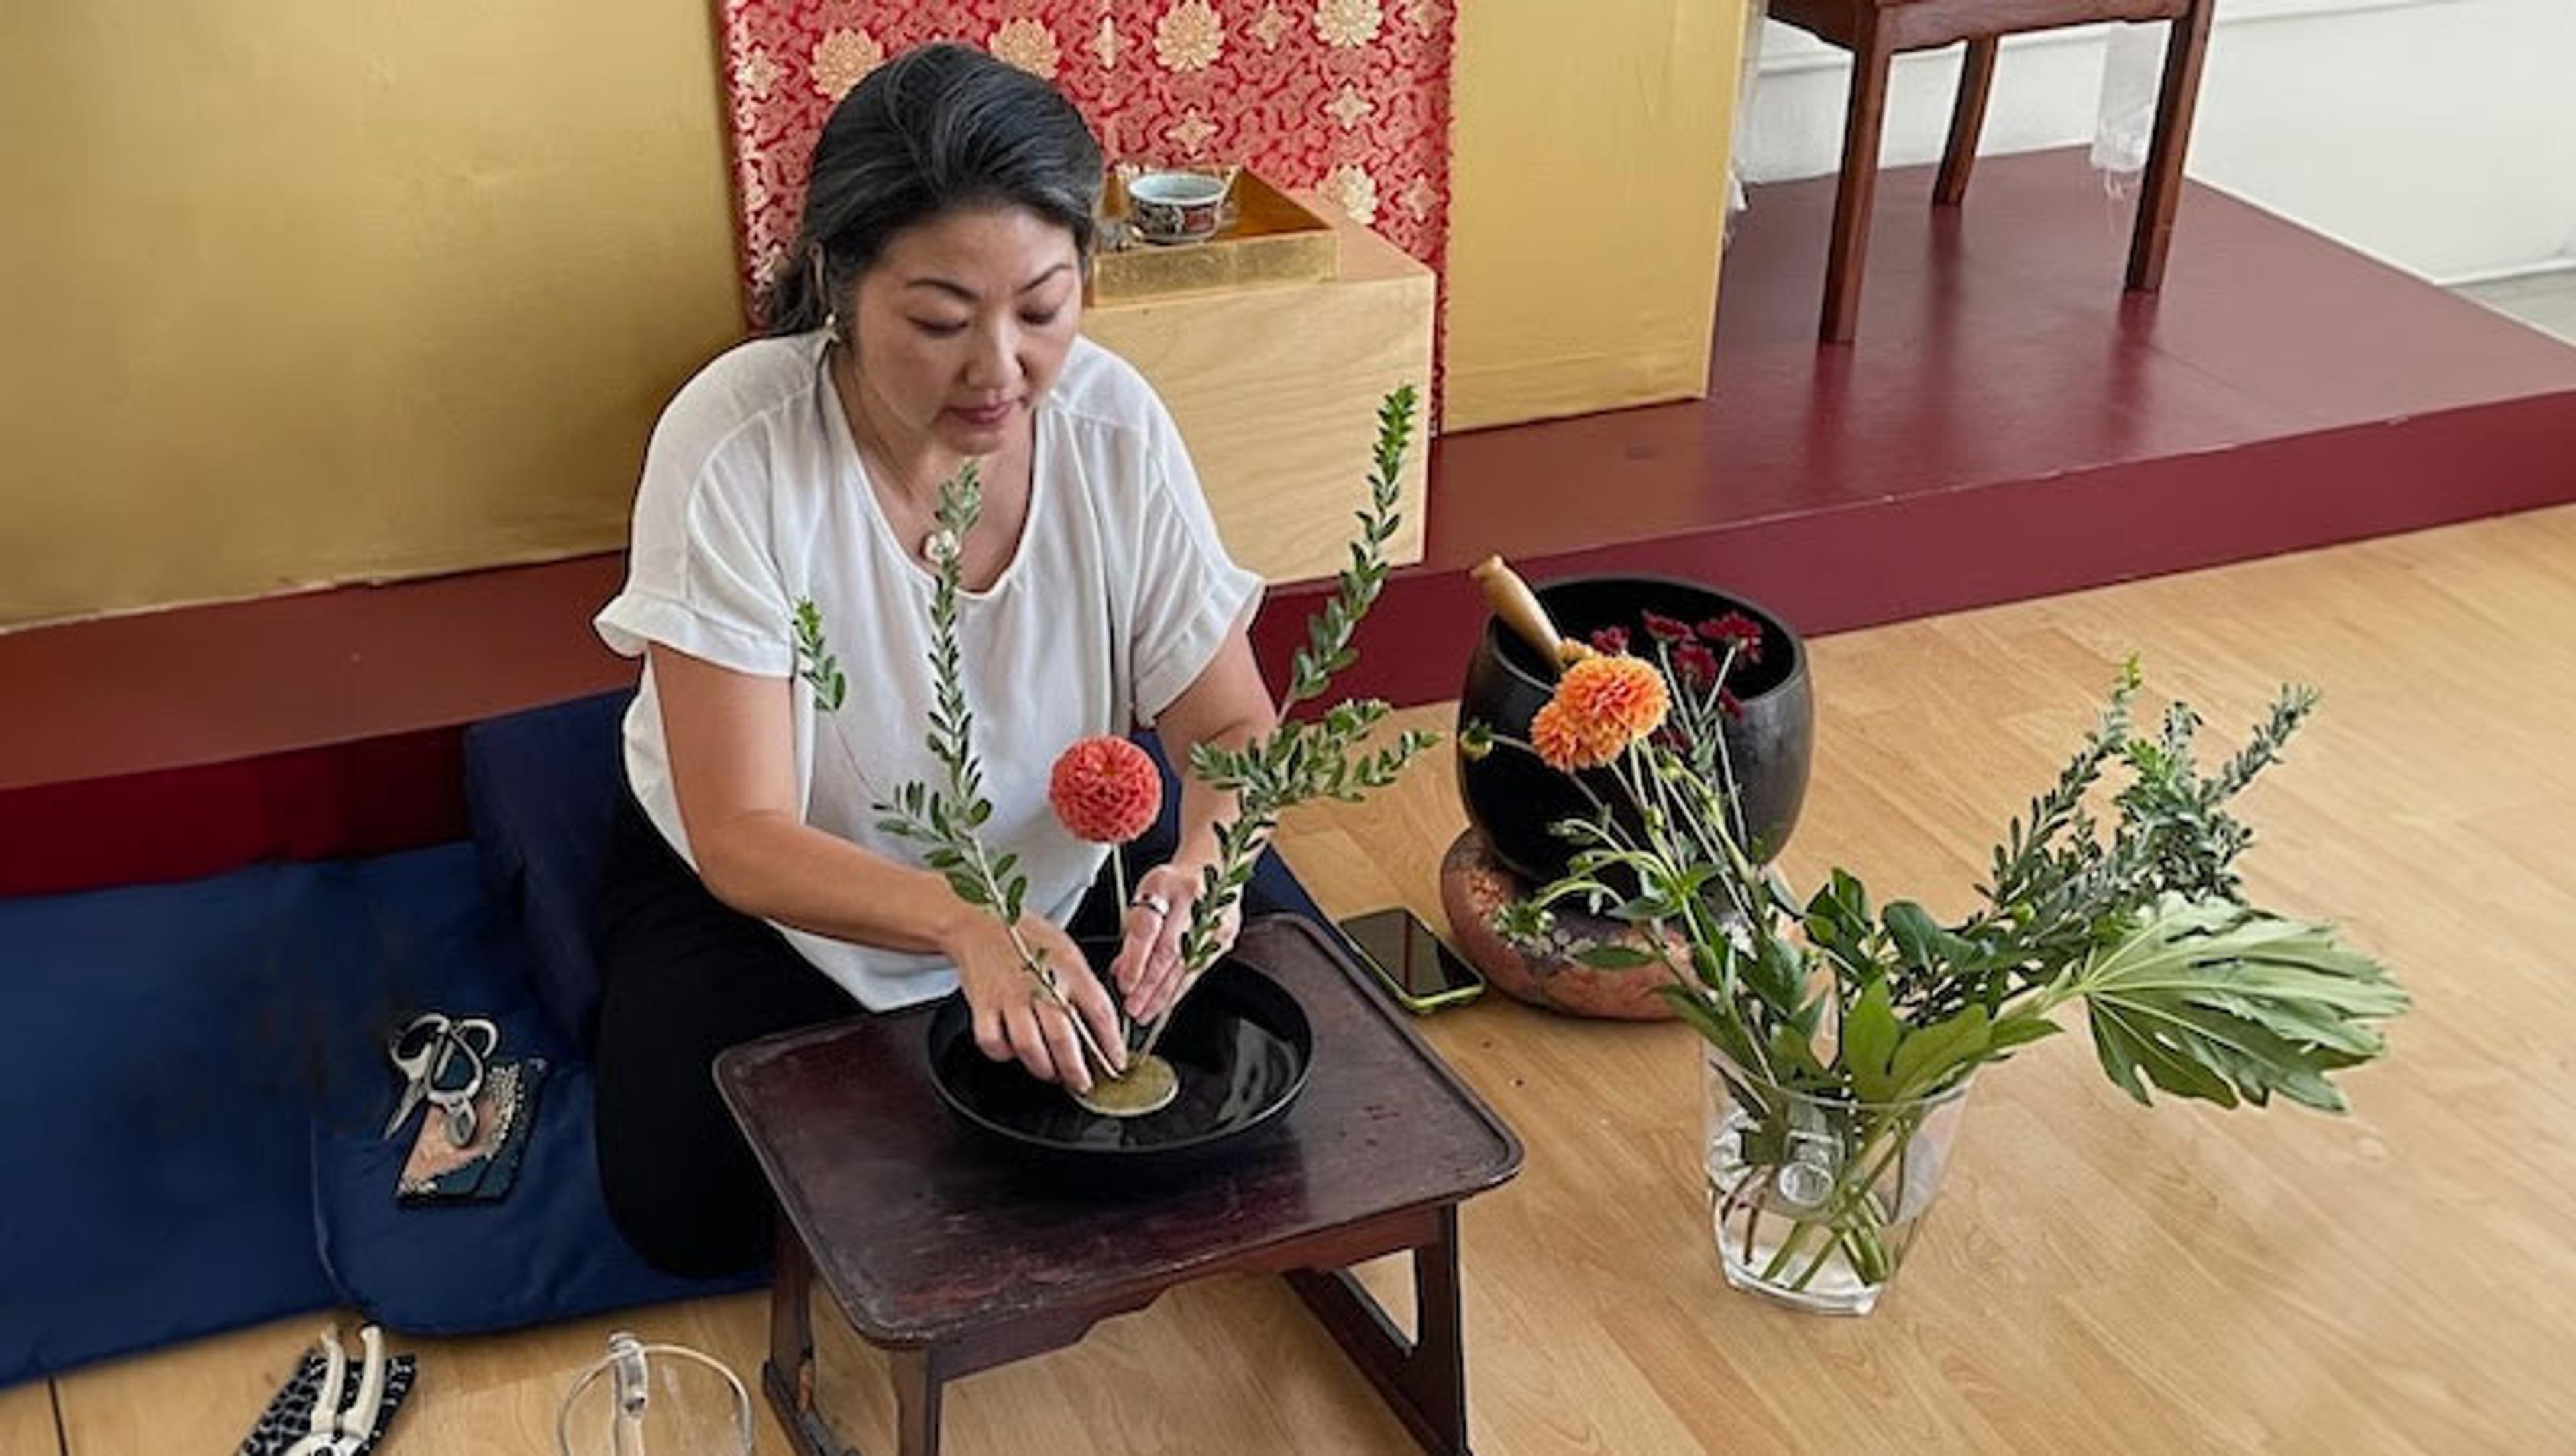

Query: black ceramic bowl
[1456,575,1814,886]
[926,956,1313,1176]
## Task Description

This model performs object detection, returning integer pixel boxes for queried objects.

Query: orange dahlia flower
[1532,655,1670,773]
[1047,735,1163,844]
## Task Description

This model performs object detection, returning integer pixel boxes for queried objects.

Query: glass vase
[1699,1046,1973,1316]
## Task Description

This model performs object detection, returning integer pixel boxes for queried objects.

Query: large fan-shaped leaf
[2070,895,2407,1112]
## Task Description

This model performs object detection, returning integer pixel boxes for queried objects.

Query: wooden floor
[32,504,2576,1452]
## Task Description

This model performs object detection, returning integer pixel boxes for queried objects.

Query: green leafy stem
[872,463,1116,1074]
[1138,385,1437,1058]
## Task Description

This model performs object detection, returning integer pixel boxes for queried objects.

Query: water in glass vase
[1700,1049,1972,1317]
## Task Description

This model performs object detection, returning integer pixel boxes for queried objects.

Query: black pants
[591,793,1156,1278]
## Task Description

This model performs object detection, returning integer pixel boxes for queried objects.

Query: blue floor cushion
[462,689,635,1052]
[308,844,761,1335]
[0,863,349,1386]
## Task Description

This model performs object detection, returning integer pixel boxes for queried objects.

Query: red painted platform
[1258,148,2576,705]
[9,149,2575,891]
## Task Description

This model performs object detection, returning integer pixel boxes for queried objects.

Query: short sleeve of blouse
[594,388,796,679]
[1129,390,1263,722]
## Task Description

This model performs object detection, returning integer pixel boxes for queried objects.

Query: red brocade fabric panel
[713,1,1455,311]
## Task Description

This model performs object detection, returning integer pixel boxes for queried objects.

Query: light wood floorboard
[0,1377,61,1456]
[44,502,2576,1452]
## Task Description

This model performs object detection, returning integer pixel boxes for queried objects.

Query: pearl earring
[824,309,842,343]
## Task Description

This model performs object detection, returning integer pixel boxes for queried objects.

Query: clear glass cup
[555,1330,753,1456]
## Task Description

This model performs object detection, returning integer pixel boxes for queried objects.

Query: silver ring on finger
[1131,890,1172,919]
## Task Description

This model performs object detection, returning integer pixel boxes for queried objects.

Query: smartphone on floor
[1338,907,1484,1014]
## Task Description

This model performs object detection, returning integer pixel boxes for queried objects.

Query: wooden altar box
[1082,201,1434,585]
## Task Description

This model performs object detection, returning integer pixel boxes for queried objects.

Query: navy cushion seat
[0,863,349,1386]
[2,687,1343,1383]
[462,688,634,1050]
[307,844,760,1335]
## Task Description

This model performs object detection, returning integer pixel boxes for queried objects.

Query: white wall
[1733,0,2576,283]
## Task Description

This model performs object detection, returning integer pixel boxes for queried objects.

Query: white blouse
[596,331,1260,1009]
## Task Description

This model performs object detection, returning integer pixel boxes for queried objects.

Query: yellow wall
[1444,0,1746,431]
[0,2,1743,628]
[0,2,743,630]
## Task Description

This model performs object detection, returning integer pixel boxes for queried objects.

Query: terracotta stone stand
[714,915,1523,1455]
[1440,830,1683,1021]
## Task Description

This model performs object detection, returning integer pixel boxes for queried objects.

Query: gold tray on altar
[1088,169,1340,304]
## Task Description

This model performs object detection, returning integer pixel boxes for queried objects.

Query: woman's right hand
[943,911,1126,1093]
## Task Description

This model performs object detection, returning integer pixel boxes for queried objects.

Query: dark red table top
[714,914,1522,1348]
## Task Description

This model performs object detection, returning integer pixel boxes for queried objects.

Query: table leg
[1289,1204,1470,1454]
[894,1347,948,1456]
[763,1227,861,1456]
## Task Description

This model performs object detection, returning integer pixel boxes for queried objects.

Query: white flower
[810,28,885,102]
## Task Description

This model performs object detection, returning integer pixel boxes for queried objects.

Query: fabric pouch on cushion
[0,862,350,1384]
[461,688,636,1053]
[311,844,760,1337]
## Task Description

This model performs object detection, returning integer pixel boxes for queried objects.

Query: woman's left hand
[1111,859,1238,1024]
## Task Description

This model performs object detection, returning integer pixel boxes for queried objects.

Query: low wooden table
[714,915,1523,1455]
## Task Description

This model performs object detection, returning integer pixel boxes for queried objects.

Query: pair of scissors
[384,1013,498,1146]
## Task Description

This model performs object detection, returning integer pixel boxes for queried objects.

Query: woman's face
[845,204,1083,459]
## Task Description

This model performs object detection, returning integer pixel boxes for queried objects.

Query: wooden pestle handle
[1470,555,1582,674]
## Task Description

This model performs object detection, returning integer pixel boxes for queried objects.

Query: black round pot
[925,950,1312,1180]
[1456,575,1814,886]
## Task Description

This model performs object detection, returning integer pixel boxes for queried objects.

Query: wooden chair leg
[1935,38,1999,207]
[1821,18,1895,343]
[2126,0,2215,291]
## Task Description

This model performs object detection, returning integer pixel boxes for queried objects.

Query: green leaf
[2068,895,2406,1112]
[1574,943,1661,970]
[1841,980,1902,1102]
[1884,901,1968,972]
[1888,1005,1991,1099]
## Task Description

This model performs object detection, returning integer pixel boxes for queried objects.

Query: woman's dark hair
[763,43,1104,334]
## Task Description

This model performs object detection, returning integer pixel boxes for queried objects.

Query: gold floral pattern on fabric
[1326,82,1373,130]
[1166,109,1220,156]
[809,27,885,101]
[1250,2,1293,50]
[990,17,1062,78]
[735,46,784,103]
[1316,0,1383,48]
[1399,171,1439,221]
[1155,1,1223,72]
[1324,162,1378,225]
